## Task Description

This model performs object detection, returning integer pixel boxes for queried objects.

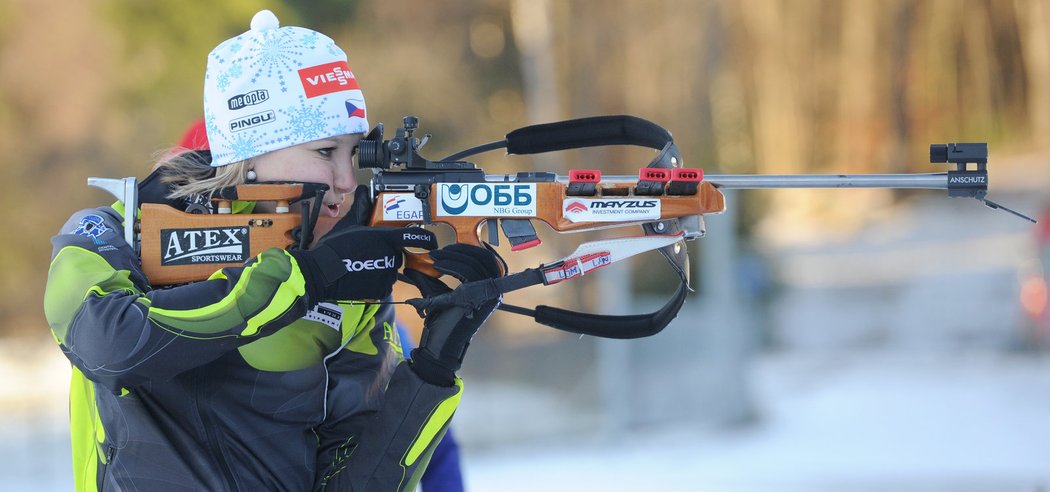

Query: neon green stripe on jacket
[45,246,140,344]
[148,249,305,336]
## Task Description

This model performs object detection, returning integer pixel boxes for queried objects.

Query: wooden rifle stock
[138,179,725,286]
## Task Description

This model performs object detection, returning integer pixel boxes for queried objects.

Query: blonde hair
[153,148,252,199]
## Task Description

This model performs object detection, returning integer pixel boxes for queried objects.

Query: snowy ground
[463,350,1050,492]
[5,345,1049,491]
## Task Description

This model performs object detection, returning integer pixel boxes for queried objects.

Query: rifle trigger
[487,219,499,246]
[414,185,433,223]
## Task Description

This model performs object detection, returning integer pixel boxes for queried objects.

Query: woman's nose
[332,157,357,195]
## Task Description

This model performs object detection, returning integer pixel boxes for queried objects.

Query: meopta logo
[298,61,360,98]
[382,193,424,221]
[437,184,537,217]
[343,256,396,272]
[227,89,269,110]
[161,227,249,266]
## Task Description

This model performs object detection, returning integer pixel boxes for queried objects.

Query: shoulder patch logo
[72,215,109,239]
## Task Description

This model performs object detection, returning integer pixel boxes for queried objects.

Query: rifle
[88,115,1033,339]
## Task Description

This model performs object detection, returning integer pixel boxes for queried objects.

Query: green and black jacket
[44,167,461,491]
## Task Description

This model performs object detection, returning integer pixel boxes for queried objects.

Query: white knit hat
[203,10,368,167]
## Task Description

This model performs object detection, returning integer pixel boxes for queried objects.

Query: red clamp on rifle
[636,168,671,195]
[667,168,704,195]
[567,169,601,196]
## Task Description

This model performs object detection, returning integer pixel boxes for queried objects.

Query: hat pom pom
[250,10,280,31]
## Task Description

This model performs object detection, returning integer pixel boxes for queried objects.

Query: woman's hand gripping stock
[289,186,437,304]
[404,244,506,387]
[293,185,505,386]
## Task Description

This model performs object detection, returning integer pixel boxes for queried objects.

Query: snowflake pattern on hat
[203,10,368,167]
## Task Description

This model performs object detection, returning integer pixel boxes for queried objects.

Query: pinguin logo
[230,111,275,132]
[72,215,108,239]
[565,201,588,213]
[161,227,250,266]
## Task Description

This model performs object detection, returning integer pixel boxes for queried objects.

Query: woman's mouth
[323,202,341,217]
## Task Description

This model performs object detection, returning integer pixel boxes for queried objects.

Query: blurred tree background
[2,0,1048,337]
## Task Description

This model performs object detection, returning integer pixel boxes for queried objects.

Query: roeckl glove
[341,184,376,228]
[290,186,437,303]
[406,244,505,387]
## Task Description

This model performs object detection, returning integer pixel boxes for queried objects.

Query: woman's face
[250,133,363,218]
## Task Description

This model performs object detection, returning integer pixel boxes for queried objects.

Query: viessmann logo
[298,61,360,98]
[161,227,249,266]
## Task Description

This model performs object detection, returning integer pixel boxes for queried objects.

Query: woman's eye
[317,147,335,158]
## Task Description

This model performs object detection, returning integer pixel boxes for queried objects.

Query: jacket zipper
[99,446,114,490]
[197,371,239,491]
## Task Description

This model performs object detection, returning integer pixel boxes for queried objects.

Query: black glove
[290,188,437,302]
[407,244,505,386]
[342,184,375,227]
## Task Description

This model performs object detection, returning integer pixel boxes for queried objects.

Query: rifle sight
[930,143,987,166]
[358,116,479,171]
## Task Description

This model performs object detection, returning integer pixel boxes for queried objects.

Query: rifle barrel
[533,172,950,190]
[703,173,949,190]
